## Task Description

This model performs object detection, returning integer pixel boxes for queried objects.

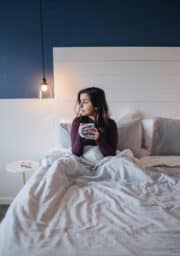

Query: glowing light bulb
[41,84,48,92]
[39,77,51,99]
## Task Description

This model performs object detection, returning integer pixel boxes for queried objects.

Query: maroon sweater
[71,117,118,157]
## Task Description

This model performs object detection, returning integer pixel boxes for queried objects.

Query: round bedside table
[6,160,40,185]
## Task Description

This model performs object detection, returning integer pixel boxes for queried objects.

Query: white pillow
[58,122,71,149]
[141,119,154,151]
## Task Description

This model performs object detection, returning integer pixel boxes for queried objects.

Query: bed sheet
[0,149,180,256]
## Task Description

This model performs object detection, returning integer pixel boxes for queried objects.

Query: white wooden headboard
[53,47,180,120]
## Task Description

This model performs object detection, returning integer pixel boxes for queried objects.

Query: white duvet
[0,147,180,256]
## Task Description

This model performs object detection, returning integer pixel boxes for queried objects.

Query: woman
[71,87,118,157]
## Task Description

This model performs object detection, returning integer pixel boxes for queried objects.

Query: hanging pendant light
[39,0,52,98]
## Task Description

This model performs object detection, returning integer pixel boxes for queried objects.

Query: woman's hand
[79,123,92,135]
[79,123,89,137]
[77,109,83,117]
[91,127,100,141]
[79,124,100,140]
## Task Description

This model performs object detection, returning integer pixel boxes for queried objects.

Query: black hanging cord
[40,0,46,81]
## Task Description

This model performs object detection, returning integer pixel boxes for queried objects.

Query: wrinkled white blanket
[0,149,180,256]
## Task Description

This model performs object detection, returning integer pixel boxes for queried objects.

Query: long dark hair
[76,87,110,131]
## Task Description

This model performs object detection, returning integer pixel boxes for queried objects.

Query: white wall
[0,100,56,203]
[1,47,180,202]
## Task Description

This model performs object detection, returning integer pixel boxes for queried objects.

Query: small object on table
[6,160,40,185]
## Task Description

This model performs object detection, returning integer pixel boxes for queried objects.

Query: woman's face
[79,93,94,116]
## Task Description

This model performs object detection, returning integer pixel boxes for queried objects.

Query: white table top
[6,160,40,173]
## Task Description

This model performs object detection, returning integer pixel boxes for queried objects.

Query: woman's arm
[71,118,85,156]
[96,120,118,156]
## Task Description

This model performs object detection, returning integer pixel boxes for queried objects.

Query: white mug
[79,123,95,139]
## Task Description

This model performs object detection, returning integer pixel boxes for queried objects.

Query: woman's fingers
[79,124,99,139]
[79,124,90,134]
[91,128,100,140]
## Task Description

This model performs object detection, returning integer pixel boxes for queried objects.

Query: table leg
[22,172,26,185]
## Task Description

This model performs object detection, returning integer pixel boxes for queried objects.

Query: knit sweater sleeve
[96,119,118,156]
[70,117,85,156]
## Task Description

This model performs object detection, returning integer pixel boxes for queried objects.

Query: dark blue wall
[1,0,180,98]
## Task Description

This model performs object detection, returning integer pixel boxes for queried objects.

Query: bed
[0,117,180,256]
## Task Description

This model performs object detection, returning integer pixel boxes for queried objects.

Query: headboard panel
[53,47,180,120]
